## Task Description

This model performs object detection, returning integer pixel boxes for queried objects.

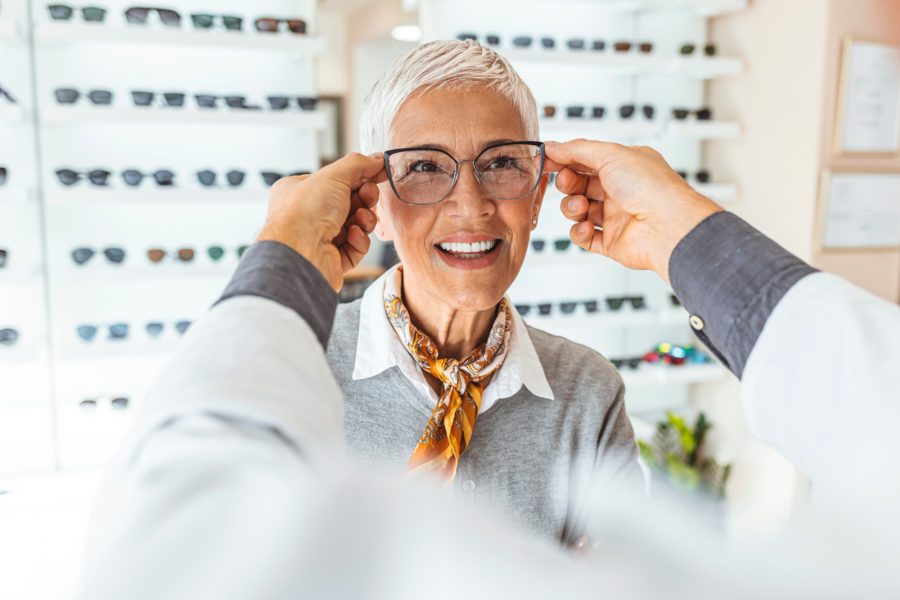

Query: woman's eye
[409,161,439,173]
[486,156,519,170]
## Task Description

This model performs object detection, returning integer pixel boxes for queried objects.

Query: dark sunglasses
[676,169,711,183]
[605,296,647,311]
[56,168,111,186]
[672,107,713,120]
[566,38,586,51]
[261,170,311,186]
[71,247,126,265]
[266,95,317,111]
[76,323,129,341]
[254,17,306,34]
[125,6,182,27]
[541,37,555,49]
[196,169,245,187]
[619,104,655,120]
[144,320,192,337]
[79,396,131,410]
[190,13,242,31]
[122,169,175,186]
[0,327,18,346]
[0,248,7,268]
[48,4,106,21]
[515,299,598,317]
[147,247,195,264]
[530,238,572,253]
[613,40,632,52]
[611,357,643,370]
[0,166,7,186]
[680,43,717,56]
[55,88,113,105]
[512,35,533,48]
[132,90,186,107]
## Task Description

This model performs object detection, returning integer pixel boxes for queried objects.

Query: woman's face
[376,86,548,313]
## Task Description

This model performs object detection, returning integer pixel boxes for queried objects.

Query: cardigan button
[689,315,705,331]
[462,479,476,493]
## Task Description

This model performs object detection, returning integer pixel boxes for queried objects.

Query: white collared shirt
[352,265,555,412]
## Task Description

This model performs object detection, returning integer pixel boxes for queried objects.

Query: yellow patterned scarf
[383,266,512,482]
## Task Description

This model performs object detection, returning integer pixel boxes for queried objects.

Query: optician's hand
[544,139,723,285]
[257,152,386,291]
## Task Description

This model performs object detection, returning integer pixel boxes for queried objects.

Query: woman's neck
[401,280,497,358]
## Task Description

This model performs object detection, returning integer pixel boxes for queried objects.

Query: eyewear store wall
[3,0,898,596]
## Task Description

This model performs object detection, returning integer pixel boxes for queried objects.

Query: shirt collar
[351,264,555,403]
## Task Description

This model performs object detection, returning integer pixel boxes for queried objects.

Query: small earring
[532,217,538,227]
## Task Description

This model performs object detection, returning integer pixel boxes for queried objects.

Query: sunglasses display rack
[0,0,324,474]
[421,0,744,416]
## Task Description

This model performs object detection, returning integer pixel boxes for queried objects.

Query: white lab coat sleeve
[741,272,900,495]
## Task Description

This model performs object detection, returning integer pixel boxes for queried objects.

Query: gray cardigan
[326,299,641,546]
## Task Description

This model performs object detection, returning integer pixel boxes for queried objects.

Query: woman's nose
[444,162,496,219]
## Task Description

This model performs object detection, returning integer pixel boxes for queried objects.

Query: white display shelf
[541,118,741,140]
[0,19,22,43]
[411,0,747,16]
[506,50,742,79]
[693,182,738,203]
[0,269,45,287]
[0,105,27,122]
[35,22,326,55]
[45,188,269,204]
[621,363,727,387]
[41,105,328,129]
[525,307,688,330]
[53,264,235,284]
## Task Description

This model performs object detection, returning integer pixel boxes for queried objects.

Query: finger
[560,194,590,222]
[556,166,607,201]
[354,180,381,210]
[320,152,386,191]
[351,207,377,234]
[570,220,605,255]
[542,157,566,174]
[340,224,370,271]
[545,139,625,172]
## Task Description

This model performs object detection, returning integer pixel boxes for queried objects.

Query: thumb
[319,152,387,191]
[545,139,625,174]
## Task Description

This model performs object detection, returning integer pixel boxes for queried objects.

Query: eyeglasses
[145,320,192,337]
[0,166,7,185]
[56,168,111,186]
[619,104,655,120]
[79,396,131,410]
[515,299,600,317]
[48,4,106,22]
[261,170,311,186]
[606,296,647,311]
[72,247,126,265]
[530,238,574,253]
[254,17,306,34]
[190,13,242,31]
[676,169,711,183]
[611,357,643,370]
[76,323,129,341]
[0,248,7,268]
[512,35,533,48]
[680,43,717,57]
[147,248,196,264]
[0,328,18,346]
[197,169,245,187]
[125,6,182,27]
[122,169,175,186]
[384,141,545,206]
[266,95,317,111]
[0,86,17,104]
[671,107,713,120]
[54,88,113,105]
[132,90,186,107]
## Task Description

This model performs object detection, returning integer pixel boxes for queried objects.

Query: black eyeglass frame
[383,140,546,206]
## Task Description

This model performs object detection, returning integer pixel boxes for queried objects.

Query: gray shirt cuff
[217,241,338,348]
[668,212,817,378]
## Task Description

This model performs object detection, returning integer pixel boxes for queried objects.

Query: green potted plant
[638,412,731,500]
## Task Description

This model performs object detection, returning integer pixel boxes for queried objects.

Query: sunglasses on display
[54,87,113,105]
[619,104,655,120]
[196,169,245,187]
[145,320,192,337]
[55,168,111,186]
[0,85,17,104]
[515,299,600,317]
[0,248,7,268]
[611,357,643,370]
[48,4,106,22]
[190,13,242,31]
[254,17,307,34]
[606,296,647,311]
[671,107,713,120]
[122,169,175,186]
[0,166,7,185]
[147,248,195,264]
[124,6,182,27]
[76,323,129,341]
[261,170,312,186]
[0,327,18,346]
[191,94,262,110]
[131,90,187,107]
[266,95,318,111]
[71,247,126,265]
[680,43,717,56]
[676,169,711,183]
[79,396,131,410]
[530,238,575,253]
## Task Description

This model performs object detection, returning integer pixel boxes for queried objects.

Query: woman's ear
[372,188,392,241]
[531,173,551,230]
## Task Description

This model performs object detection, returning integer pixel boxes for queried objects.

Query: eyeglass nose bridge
[445,157,494,201]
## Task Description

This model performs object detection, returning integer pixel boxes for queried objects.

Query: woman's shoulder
[524,324,624,395]
[326,299,363,364]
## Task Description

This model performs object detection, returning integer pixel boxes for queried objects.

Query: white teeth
[438,240,498,255]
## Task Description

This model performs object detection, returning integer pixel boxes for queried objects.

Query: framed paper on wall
[816,169,900,251]
[833,39,900,157]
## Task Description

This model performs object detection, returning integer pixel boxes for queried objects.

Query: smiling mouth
[435,239,502,259]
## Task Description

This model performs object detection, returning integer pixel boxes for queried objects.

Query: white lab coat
[80,273,900,599]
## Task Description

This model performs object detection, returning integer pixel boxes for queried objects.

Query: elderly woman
[326,40,639,546]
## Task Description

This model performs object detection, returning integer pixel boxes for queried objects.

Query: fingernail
[567,198,580,211]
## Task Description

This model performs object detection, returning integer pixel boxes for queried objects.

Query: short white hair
[359,39,539,154]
